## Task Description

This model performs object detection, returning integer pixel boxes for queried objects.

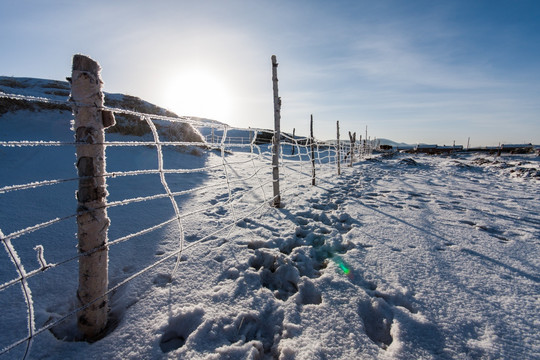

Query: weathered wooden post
[365,126,368,156]
[271,55,281,207]
[349,131,356,167]
[291,128,296,155]
[336,121,341,175]
[249,127,253,153]
[71,54,113,340]
[310,115,315,185]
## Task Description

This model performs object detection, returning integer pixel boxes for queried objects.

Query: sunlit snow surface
[1,110,539,359]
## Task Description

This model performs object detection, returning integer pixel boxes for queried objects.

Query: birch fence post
[310,115,315,185]
[271,55,281,208]
[337,121,341,175]
[71,54,113,340]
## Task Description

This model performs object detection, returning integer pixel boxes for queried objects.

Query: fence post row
[71,54,113,340]
[271,55,281,208]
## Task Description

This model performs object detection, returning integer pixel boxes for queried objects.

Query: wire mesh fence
[0,82,374,358]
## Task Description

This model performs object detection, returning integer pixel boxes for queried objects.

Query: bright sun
[161,68,232,121]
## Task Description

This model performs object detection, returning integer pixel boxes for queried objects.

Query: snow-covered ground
[1,81,539,359]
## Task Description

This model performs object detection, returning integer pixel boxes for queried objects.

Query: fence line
[0,79,376,359]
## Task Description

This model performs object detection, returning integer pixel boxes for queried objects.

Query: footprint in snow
[153,273,173,287]
[359,298,394,349]
[160,308,204,353]
[249,249,301,301]
[224,308,284,356]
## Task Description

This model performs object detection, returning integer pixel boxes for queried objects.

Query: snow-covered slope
[1,77,539,359]
[0,76,205,146]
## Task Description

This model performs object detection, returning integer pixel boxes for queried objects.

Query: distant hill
[1,76,415,149]
[376,138,414,148]
[0,76,204,146]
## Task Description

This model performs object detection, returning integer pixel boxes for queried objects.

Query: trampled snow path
[154,153,538,359]
[155,152,538,360]
[3,149,539,359]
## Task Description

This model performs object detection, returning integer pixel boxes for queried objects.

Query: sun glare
[162,68,232,122]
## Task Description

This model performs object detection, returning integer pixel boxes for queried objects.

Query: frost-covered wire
[248,133,268,202]
[1,94,378,358]
[142,115,186,281]
[0,140,77,147]
[0,92,69,107]
[0,177,79,194]
[1,214,77,243]
[0,230,34,360]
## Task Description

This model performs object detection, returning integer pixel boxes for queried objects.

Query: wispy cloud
[1,0,538,145]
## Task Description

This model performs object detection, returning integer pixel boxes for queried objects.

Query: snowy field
[0,125,540,359]
[1,105,539,358]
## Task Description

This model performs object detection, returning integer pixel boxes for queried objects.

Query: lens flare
[339,263,350,275]
[333,255,353,279]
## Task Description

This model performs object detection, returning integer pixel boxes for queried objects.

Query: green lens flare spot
[339,263,350,275]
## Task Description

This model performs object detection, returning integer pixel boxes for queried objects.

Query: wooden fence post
[291,128,296,155]
[249,127,253,153]
[349,131,356,167]
[337,121,341,175]
[71,54,112,340]
[271,55,281,207]
[310,115,315,185]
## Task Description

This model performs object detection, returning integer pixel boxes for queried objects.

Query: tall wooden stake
[349,131,356,167]
[291,128,296,155]
[271,55,281,207]
[337,121,341,175]
[365,125,368,148]
[249,127,253,153]
[310,115,315,185]
[71,54,112,340]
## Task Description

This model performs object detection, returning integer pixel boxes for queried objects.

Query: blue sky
[1,0,539,146]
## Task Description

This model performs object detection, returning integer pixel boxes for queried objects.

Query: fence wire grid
[0,92,375,359]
